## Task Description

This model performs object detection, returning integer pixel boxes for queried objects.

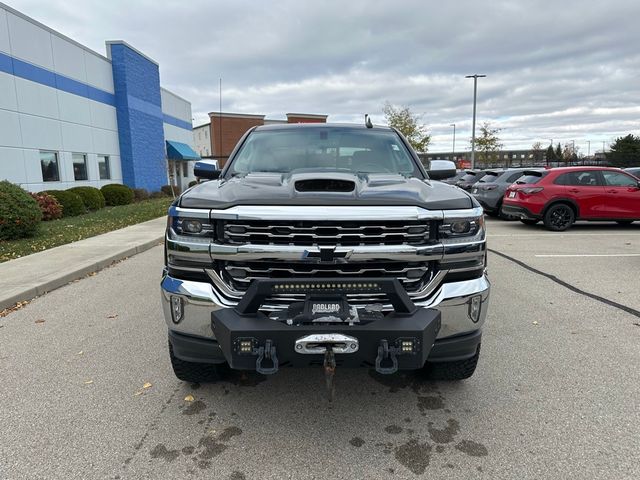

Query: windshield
[227,128,421,176]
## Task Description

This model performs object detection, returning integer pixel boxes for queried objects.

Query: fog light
[400,339,414,354]
[170,296,184,324]
[469,295,482,322]
[239,340,253,354]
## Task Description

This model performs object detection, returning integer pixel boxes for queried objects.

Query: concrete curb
[0,217,166,312]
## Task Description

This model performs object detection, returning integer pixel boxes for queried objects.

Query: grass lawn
[0,197,172,263]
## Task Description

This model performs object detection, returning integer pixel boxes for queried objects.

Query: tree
[545,144,556,163]
[555,143,562,162]
[562,143,579,163]
[531,141,543,164]
[607,134,640,167]
[382,103,431,153]
[471,122,502,167]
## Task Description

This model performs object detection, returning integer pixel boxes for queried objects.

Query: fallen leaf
[88,272,96,276]
[532,321,539,325]
[77,351,84,355]
[35,319,45,324]
[84,380,93,385]
[134,390,144,396]
[106,314,118,319]
[184,394,195,402]
[143,382,152,389]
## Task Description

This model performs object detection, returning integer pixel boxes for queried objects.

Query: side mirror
[193,161,221,180]
[427,160,457,180]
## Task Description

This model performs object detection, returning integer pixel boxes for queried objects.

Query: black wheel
[423,345,480,381]
[169,340,227,383]
[520,219,539,226]
[616,220,634,226]
[543,203,575,231]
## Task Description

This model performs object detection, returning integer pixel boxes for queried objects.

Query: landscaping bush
[188,180,198,188]
[68,186,105,211]
[160,185,181,197]
[0,181,42,240]
[30,192,62,221]
[42,190,85,217]
[101,184,134,206]
[149,191,168,199]
[133,188,150,202]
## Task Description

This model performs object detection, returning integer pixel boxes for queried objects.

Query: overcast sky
[9,0,640,152]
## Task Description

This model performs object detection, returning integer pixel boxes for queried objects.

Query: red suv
[501,167,640,231]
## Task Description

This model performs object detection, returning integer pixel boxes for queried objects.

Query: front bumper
[161,273,490,362]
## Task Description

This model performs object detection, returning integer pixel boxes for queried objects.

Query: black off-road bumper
[209,278,442,375]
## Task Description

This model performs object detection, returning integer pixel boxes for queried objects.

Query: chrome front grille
[221,220,431,246]
[219,260,435,294]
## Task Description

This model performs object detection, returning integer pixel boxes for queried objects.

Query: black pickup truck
[161,123,490,394]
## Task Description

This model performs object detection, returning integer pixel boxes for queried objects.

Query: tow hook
[375,339,399,375]
[254,339,279,375]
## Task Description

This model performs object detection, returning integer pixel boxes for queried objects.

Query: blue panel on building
[109,42,166,191]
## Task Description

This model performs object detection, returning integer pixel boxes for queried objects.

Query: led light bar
[271,281,382,294]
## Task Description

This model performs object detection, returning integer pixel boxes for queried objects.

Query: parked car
[625,167,640,178]
[456,170,487,191]
[472,168,542,218]
[440,170,466,185]
[502,167,640,231]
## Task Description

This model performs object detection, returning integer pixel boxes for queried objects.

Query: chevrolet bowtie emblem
[303,247,351,262]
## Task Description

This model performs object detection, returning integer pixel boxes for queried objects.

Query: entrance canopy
[166,140,200,161]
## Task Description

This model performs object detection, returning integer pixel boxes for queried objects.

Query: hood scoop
[294,178,355,193]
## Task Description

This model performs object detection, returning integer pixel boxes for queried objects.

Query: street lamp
[450,123,456,162]
[465,74,486,169]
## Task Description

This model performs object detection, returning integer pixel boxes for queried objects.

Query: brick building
[194,112,327,167]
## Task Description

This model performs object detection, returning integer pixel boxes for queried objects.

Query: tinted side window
[516,172,546,184]
[602,171,637,187]
[505,171,525,183]
[555,171,600,186]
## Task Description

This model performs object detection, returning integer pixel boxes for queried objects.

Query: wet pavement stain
[196,426,243,464]
[384,425,403,434]
[368,370,434,394]
[417,395,444,414]
[394,439,432,475]
[435,445,445,453]
[150,444,180,462]
[428,418,460,444]
[183,400,208,416]
[217,426,242,442]
[230,472,246,480]
[349,437,365,447]
[181,446,195,455]
[455,439,488,457]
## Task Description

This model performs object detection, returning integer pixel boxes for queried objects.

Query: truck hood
[179,171,475,210]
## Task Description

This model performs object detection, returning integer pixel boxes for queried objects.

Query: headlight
[167,207,214,239]
[439,208,485,243]
[172,217,214,237]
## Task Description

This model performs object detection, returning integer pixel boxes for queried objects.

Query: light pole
[466,74,486,169]
[450,123,456,162]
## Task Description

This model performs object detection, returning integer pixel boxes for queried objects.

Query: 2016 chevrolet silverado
[161,123,490,394]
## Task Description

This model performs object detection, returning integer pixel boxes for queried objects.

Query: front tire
[423,345,480,380]
[169,340,227,383]
[543,203,575,231]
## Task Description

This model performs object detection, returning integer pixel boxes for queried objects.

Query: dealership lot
[1,218,639,480]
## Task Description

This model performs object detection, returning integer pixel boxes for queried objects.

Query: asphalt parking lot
[1,217,639,480]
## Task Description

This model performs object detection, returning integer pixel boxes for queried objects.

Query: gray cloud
[10,0,640,152]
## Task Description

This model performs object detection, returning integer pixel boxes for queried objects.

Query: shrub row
[0,181,173,240]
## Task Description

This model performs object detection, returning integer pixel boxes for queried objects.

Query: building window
[40,151,60,182]
[73,153,88,181]
[98,155,111,180]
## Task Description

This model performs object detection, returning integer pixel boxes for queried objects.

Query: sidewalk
[0,216,167,311]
